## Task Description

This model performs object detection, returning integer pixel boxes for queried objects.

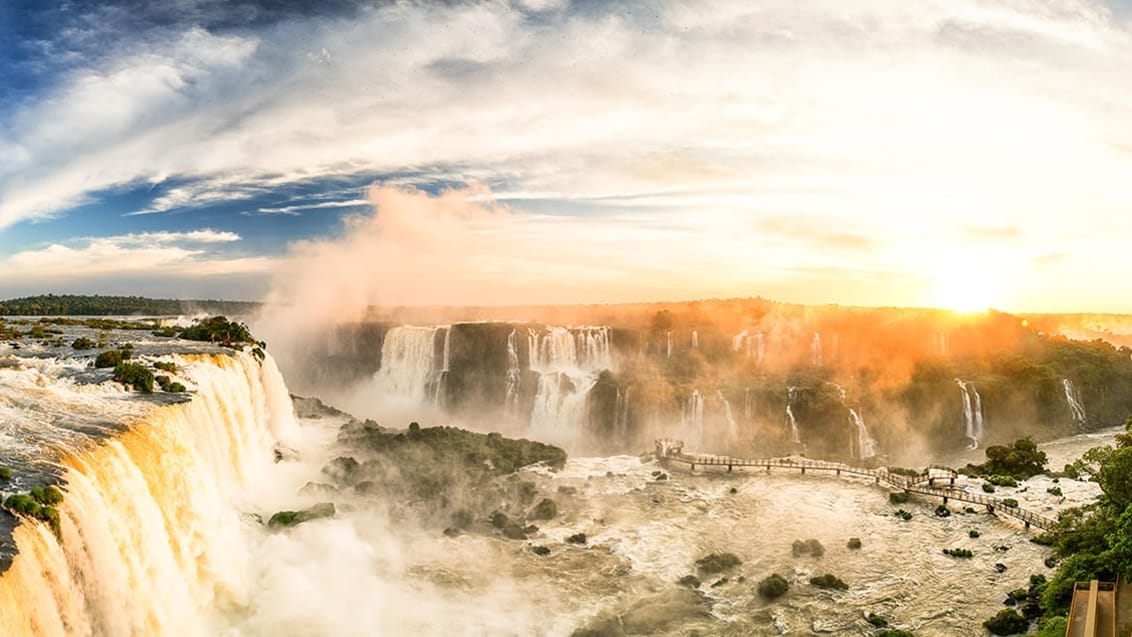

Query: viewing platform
[654,439,1058,531]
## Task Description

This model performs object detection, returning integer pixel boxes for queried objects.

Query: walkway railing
[654,439,1057,531]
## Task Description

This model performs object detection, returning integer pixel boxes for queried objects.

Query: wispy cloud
[248,199,369,216]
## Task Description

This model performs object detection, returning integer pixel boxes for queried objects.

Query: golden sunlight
[931,264,1000,312]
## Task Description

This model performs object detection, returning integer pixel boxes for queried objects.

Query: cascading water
[0,351,299,637]
[682,390,705,446]
[848,409,878,460]
[527,327,613,447]
[715,390,738,442]
[785,386,801,445]
[374,326,444,403]
[614,387,630,441]
[810,332,822,366]
[755,331,765,362]
[504,329,522,417]
[743,388,753,420]
[956,379,985,449]
[691,330,698,349]
[1062,378,1087,428]
[665,331,673,358]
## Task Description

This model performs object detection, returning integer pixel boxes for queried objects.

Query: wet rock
[529,498,558,521]
[557,486,578,495]
[620,589,711,634]
[267,502,336,529]
[298,482,339,497]
[567,532,587,545]
[531,545,551,556]
[995,563,1007,573]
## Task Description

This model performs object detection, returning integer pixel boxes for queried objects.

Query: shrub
[94,349,126,368]
[943,548,973,558]
[71,337,95,350]
[113,363,154,392]
[895,509,913,520]
[178,316,257,347]
[986,475,1019,487]
[847,537,862,550]
[1001,498,1018,508]
[866,612,888,627]
[792,539,824,557]
[889,491,910,504]
[566,533,587,545]
[696,552,742,574]
[876,631,914,637]
[0,466,11,480]
[983,608,1028,635]
[1047,486,1062,496]
[677,574,701,588]
[154,361,178,373]
[969,530,981,538]
[757,573,789,598]
[887,466,920,477]
[935,504,951,517]
[30,485,63,506]
[809,574,849,590]
[982,482,996,493]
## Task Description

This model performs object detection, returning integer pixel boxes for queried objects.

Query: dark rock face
[267,502,336,529]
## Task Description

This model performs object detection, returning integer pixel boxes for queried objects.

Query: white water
[374,326,443,403]
[527,327,613,448]
[810,332,822,367]
[785,386,801,445]
[1062,378,1087,428]
[956,379,985,449]
[683,390,705,447]
[666,331,673,358]
[504,329,522,418]
[691,330,698,349]
[715,390,738,443]
[614,387,630,441]
[848,409,879,460]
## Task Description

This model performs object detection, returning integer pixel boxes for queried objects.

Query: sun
[931,265,1001,313]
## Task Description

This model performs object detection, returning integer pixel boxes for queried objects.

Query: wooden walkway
[1066,580,1116,637]
[655,439,1058,531]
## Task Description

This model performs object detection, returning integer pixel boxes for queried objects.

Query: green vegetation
[809,574,848,590]
[847,537,862,549]
[695,552,741,574]
[982,482,996,493]
[71,336,95,349]
[113,363,154,392]
[876,631,914,637]
[983,608,1028,635]
[943,548,973,558]
[756,573,789,599]
[2,489,63,535]
[791,538,824,557]
[895,509,913,520]
[155,375,186,393]
[934,504,951,517]
[267,502,336,528]
[178,316,259,347]
[966,438,1048,480]
[969,530,981,538]
[154,361,178,373]
[1047,486,1063,496]
[0,294,257,316]
[887,466,920,478]
[866,612,888,627]
[677,574,701,588]
[94,348,129,368]
[0,467,11,480]
[30,486,63,506]
[1001,498,1018,508]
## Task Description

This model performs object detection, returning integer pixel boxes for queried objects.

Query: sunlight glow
[931,264,1001,313]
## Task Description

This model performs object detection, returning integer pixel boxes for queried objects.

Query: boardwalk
[655,439,1058,531]
[1066,580,1116,637]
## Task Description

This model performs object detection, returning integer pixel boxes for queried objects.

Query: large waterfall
[1062,378,1087,428]
[810,332,822,366]
[785,386,802,445]
[374,326,447,403]
[715,390,738,442]
[956,379,985,449]
[0,352,298,636]
[527,326,612,447]
[682,390,705,446]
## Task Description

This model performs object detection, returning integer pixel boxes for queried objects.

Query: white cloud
[2,1,1132,309]
[249,199,369,216]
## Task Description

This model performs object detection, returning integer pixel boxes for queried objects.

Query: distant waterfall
[683,390,705,445]
[785,386,801,445]
[956,380,985,449]
[848,409,878,460]
[504,329,522,417]
[755,331,765,362]
[666,331,673,358]
[810,332,822,366]
[374,326,445,402]
[527,327,613,446]
[691,330,699,349]
[614,387,631,440]
[733,330,765,362]
[715,390,738,441]
[743,388,754,420]
[933,332,949,356]
[1062,379,1087,428]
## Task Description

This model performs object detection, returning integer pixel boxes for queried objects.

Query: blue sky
[2,0,1132,311]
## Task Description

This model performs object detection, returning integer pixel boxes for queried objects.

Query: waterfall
[1062,379,1087,428]
[527,327,613,446]
[0,351,298,636]
[691,330,698,349]
[934,332,949,356]
[785,386,801,445]
[715,390,738,441]
[810,332,822,367]
[683,390,705,445]
[848,409,878,460]
[504,329,522,417]
[666,331,673,358]
[614,387,630,441]
[743,388,753,420]
[374,326,444,403]
[956,379,985,449]
[755,331,765,362]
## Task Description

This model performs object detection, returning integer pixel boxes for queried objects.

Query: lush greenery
[943,548,973,558]
[0,467,11,480]
[113,363,154,392]
[94,348,130,368]
[965,438,1048,480]
[155,375,186,393]
[757,573,789,599]
[0,294,257,316]
[983,608,1028,635]
[178,316,260,348]
[2,485,64,535]
[809,574,848,590]
[695,552,741,574]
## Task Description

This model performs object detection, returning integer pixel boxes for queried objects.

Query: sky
[1,0,1131,312]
